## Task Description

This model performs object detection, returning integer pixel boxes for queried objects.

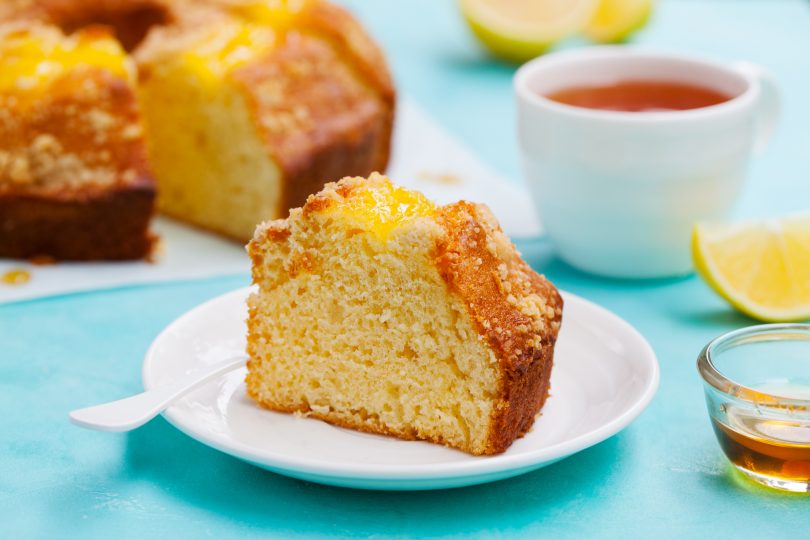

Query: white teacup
[515,47,779,279]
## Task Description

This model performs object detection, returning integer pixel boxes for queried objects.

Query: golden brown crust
[297,1,395,106]
[435,202,563,372]
[294,2,394,203]
[234,29,392,213]
[0,186,155,260]
[0,0,177,51]
[300,189,338,216]
[252,219,291,245]
[435,203,563,454]
[43,0,174,51]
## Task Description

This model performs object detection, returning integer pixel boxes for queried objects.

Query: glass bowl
[697,324,810,493]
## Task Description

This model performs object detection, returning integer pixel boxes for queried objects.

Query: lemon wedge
[693,215,810,322]
[459,0,598,63]
[584,0,654,43]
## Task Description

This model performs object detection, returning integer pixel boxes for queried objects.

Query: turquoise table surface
[2,1,809,538]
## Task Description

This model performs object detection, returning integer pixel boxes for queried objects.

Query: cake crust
[233,29,392,214]
[0,187,155,260]
[0,1,177,52]
[435,201,562,453]
[220,0,395,215]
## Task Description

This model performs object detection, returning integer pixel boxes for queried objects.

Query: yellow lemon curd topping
[0,27,128,93]
[227,0,310,29]
[176,22,275,87]
[176,0,320,85]
[337,181,436,240]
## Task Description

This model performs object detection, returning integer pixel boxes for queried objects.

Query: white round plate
[143,287,658,490]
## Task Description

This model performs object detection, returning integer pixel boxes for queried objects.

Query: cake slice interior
[136,19,281,241]
[247,174,563,455]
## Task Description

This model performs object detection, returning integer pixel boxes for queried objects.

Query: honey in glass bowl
[698,324,810,493]
[713,402,810,484]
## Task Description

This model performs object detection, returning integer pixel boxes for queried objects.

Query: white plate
[142,287,659,490]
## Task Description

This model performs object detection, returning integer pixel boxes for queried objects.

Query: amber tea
[545,80,732,112]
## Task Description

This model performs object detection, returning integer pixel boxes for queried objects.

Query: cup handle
[731,61,780,154]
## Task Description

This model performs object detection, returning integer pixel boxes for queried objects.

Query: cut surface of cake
[0,23,155,260]
[247,174,563,455]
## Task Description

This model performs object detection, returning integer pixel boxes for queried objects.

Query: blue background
[2,1,809,538]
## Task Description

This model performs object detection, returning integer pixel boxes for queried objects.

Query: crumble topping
[0,134,117,190]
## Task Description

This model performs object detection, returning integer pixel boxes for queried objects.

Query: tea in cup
[515,47,779,278]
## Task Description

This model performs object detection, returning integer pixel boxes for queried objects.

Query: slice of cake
[135,0,394,241]
[0,23,155,260]
[246,174,563,455]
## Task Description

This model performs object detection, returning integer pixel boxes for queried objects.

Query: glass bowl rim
[697,323,810,407]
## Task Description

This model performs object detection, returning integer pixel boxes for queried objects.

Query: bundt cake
[246,174,563,455]
[0,0,394,259]
[0,23,155,260]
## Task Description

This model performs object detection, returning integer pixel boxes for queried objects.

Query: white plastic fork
[69,356,246,432]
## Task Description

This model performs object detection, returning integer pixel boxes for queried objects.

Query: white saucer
[142,287,658,490]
